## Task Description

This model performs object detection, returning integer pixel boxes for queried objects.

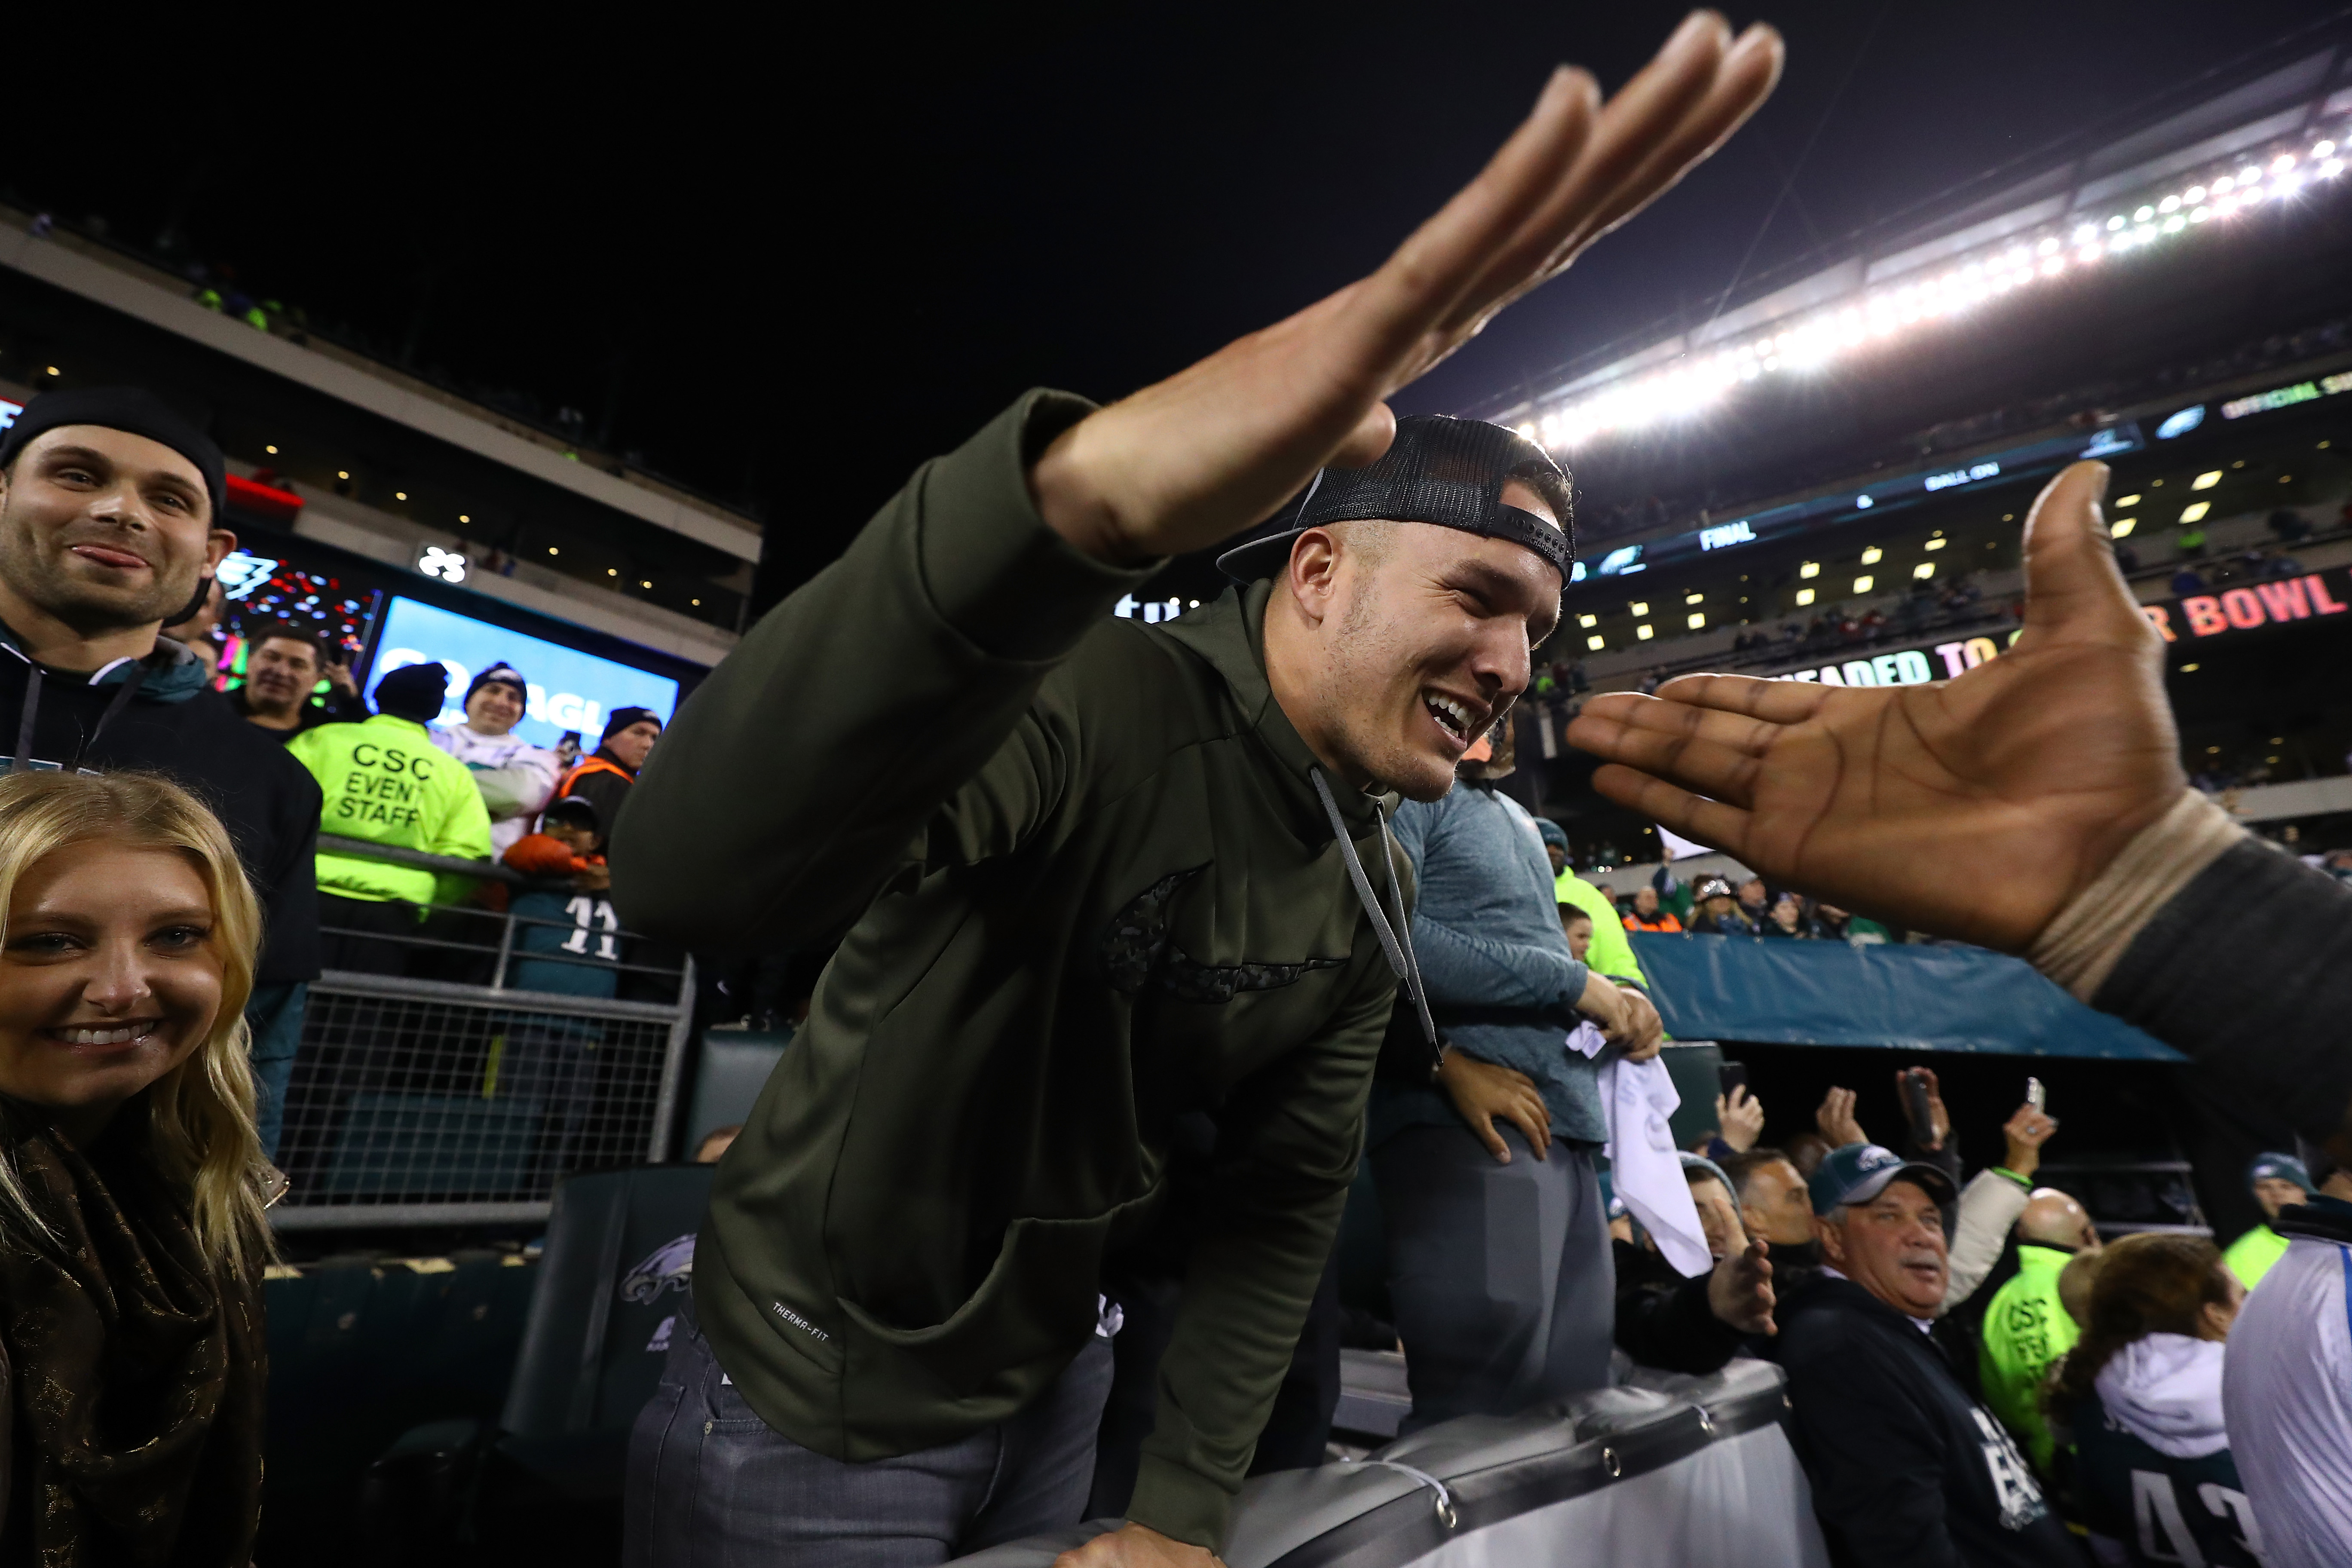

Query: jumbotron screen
[210,547,383,696]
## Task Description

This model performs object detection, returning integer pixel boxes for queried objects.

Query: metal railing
[273,837,695,1231]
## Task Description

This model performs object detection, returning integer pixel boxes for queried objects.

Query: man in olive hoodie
[612,19,1782,1565]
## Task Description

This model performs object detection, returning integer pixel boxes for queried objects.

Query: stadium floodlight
[2111,518,2137,537]
[1795,588,1816,606]
[2193,470,2221,489]
[1860,546,1883,564]
[1800,561,1821,578]
[1688,612,1706,629]
[2180,501,2211,523]
[1637,625,1655,640]
[1587,634,1605,650]
[1579,612,1598,628]
[1913,563,1935,579]
[1853,575,1874,594]
[1514,120,2350,453]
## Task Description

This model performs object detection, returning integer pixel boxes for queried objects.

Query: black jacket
[0,636,322,986]
[1611,1238,1744,1375]
[228,683,369,740]
[1773,1271,2080,1568]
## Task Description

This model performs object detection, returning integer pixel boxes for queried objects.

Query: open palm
[1566,463,2187,952]
[1032,12,1783,565]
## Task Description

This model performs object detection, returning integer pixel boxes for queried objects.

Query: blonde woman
[0,771,275,1564]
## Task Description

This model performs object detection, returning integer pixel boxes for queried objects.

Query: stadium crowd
[2,16,2352,1568]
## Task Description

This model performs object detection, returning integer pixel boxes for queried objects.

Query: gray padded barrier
[952,1358,1828,1568]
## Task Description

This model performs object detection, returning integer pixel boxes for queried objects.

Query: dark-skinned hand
[1565,461,2181,952]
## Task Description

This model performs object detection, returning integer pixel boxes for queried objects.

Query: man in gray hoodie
[1370,722,1769,1425]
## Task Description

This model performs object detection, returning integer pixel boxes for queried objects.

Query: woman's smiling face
[0,841,221,1146]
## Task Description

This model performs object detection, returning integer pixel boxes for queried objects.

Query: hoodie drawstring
[1311,766,1441,1075]
[12,666,39,776]
[66,664,150,774]
[10,660,153,775]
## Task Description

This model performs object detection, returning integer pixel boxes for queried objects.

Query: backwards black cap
[1214,415,1573,585]
[0,386,227,521]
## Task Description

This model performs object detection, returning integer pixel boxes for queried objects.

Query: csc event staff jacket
[289,712,493,905]
[611,391,1406,1551]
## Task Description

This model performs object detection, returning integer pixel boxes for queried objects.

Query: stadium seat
[951,1359,1826,1568]
[354,1164,714,1553]
[686,1028,789,1149]
[263,1251,540,1565]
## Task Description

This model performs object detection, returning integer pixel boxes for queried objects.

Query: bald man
[1978,1190,2102,1476]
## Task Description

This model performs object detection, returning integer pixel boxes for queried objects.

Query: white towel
[1570,1023,1712,1278]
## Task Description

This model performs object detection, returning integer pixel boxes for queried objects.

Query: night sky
[4,3,2344,598]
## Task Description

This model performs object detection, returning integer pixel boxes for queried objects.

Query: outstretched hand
[1816,1087,1866,1150]
[1565,462,2184,951]
[2001,1104,2059,1179]
[1031,13,1782,564]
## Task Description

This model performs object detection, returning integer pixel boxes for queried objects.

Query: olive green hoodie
[611,392,1409,1548]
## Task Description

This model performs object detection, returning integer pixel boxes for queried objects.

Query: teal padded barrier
[1629,934,2184,1060]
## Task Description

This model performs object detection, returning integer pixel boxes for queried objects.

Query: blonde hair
[0,770,273,1275]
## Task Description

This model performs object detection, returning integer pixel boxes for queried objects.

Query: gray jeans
[625,1296,1115,1567]
[1371,1124,1614,1431]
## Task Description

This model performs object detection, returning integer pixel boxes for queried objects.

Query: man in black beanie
[554,703,661,839]
[0,384,325,1158]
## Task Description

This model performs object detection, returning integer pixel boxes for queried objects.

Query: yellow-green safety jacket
[288,713,493,904]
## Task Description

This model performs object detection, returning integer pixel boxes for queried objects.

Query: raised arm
[617,12,1782,972]
[609,393,1150,949]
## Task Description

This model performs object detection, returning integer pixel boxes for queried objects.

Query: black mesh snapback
[1214,414,1574,584]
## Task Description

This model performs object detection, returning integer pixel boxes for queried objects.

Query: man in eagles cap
[0,385,325,1156]
[614,17,1781,1565]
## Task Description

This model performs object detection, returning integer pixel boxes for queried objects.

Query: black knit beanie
[374,662,450,723]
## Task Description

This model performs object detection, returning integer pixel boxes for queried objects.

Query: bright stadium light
[2112,517,2137,537]
[1860,546,1883,565]
[1588,634,1606,651]
[2193,470,2221,489]
[1853,575,1875,594]
[1913,562,1935,579]
[1512,114,2352,453]
[2181,502,2211,523]
[1795,588,1816,606]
